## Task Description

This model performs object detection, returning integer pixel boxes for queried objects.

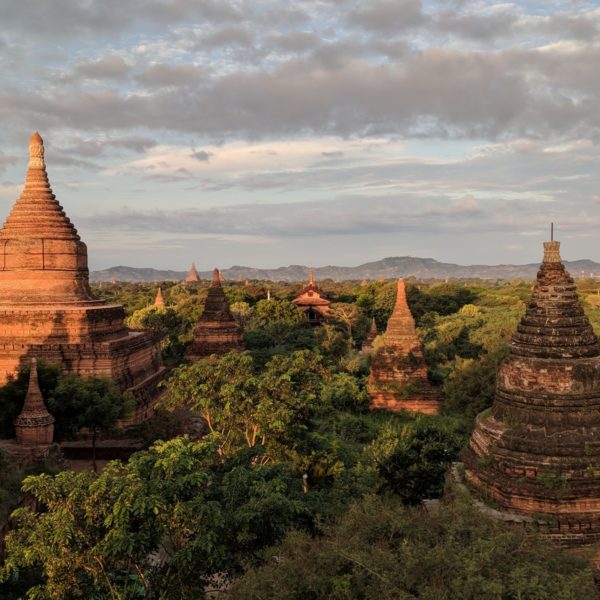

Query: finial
[28,132,45,169]
[551,222,554,241]
[309,270,315,286]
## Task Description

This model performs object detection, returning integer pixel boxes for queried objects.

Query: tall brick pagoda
[368,279,440,414]
[0,133,166,420]
[292,271,331,325]
[463,239,600,542]
[186,268,243,360]
[185,262,201,283]
[14,359,54,447]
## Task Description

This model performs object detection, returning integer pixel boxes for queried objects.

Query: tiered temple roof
[14,359,54,446]
[186,268,243,360]
[292,271,331,325]
[368,279,440,414]
[185,262,201,283]
[463,240,600,543]
[0,133,166,422]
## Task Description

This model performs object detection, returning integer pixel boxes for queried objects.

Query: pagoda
[368,279,440,414]
[292,271,331,325]
[14,359,54,447]
[186,268,243,360]
[0,133,166,421]
[185,262,201,283]
[362,318,378,352]
[154,287,166,309]
[463,238,600,542]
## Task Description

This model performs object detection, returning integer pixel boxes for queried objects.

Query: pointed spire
[185,262,200,282]
[212,268,221,287]
[14,359,55,446]
[382,279,419,352]
[154,287,165,308]
[309,270,315,286]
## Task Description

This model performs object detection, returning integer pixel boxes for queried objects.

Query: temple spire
[14,358,55,446]
[28,132,45,170]
[212,268,221,287]
[154,287,165,308]
[309,270,315,286]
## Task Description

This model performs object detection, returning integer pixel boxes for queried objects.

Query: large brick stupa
[0,133,166,420]
[368,279,440,415]
[186,268,243,360]
[463,239,600,542]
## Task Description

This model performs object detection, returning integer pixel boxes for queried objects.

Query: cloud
[348,0,424,33]
[74,56,131,80]
[136,63,205,87]
[191,150,213,162]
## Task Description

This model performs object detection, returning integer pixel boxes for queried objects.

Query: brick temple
[186,268,243,360]
[0,133,166,421]
[292,271,331,325]
[463,239,600,543]
[368,279,440,414]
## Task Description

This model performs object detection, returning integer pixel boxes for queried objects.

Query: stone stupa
[368,279,440,414]
[14,359,54,447]
[463,237,600,542]
[154,287,166,309]
[0,133,166,421]
[186,268,243,360]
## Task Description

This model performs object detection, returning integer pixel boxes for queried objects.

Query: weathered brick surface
[0,134,166,421]
[368,279,440,414]
[186,268,243,360]
[464,241,600,543]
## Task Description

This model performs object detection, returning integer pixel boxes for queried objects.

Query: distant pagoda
[292,271,331,325]
[0,133,166,422]
[362,318,378,352]
[14,359,54,447]
[185,262,201,283]
[463,238,600,542]
[186,268,243,360]
[154,287,166,309]
[368,279,440,414]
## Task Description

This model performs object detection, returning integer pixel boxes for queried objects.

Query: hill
[90,256,600,283]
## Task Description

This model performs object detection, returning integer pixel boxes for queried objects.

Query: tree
[0,438,309,599]
[367,419,465,504]
[226,495,595,600]
[48,377,134,472]
[161,351,328,463]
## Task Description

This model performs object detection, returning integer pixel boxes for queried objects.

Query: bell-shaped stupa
[186,268,243,360]
[464,237,600,542]
[368,279,440,414]
[0,134,166,421]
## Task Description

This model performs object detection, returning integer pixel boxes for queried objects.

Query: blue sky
[0,0,599,270]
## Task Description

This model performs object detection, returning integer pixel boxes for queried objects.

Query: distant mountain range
[90,256,600,283]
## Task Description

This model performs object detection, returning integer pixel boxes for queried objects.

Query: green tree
[367,419,465,504]
[226,495,595,600]
[48,377,134,472]
[0,438,309,600]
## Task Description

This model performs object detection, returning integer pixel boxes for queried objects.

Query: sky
[0,0,599,271]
